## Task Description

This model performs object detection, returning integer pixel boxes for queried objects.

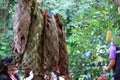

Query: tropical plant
[0,0,120,80]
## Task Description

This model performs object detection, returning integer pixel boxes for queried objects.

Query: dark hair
[1,56,14,63]
[0,56,14,73]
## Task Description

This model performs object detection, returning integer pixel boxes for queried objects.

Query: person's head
[7,64,18,76]
[0,56,18,75]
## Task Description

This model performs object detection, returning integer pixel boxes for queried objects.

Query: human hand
[103,66,108,73]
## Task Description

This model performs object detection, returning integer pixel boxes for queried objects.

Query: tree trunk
[3,0,9,33]
[112,0,120,14]
[112,0,120,6]
[0,0,9,33]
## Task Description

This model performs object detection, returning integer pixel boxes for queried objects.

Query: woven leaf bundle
[43,12,59,73]
[13,0,31,55]
[13,0,69,80]
[55,14,69,76]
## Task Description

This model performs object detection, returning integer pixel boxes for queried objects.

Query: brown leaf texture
[43,13,59,73]
[55,14,69,76]
[13,0,31,54]
[13,1,70,80]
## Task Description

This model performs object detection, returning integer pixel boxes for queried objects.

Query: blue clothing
[113,45,120,79]
[114,77,120,80]
[0,73,20,80]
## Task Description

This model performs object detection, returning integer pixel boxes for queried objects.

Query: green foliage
[0,33,13,59]
[0,0,15,59]
[0,0,120,79]
[42,0,78,27]
[66,0,120,80]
